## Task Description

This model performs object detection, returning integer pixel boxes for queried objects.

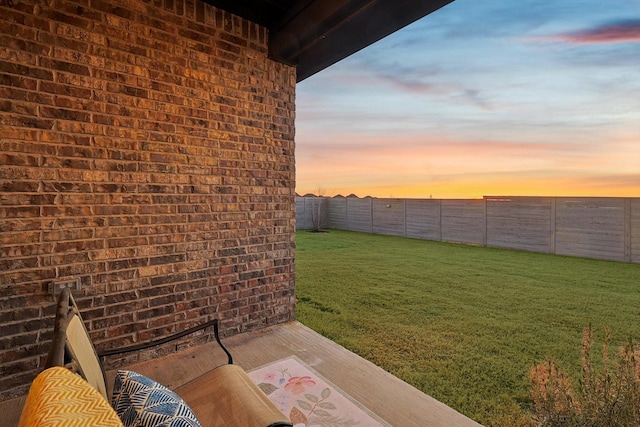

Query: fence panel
[631,199,640,263]
[486,197,553,253]
[327,197,347,229]
[555,198,627,261]
[372,199,405,236]
[295,197,311,230]
[346,197,373,233]
[406,199,442,240]
[296,195,638,263]
[441,199,485,245]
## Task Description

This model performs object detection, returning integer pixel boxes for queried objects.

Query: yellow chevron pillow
[18,366,124,427]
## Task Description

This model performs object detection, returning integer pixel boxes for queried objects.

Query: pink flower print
[284,376,316,394]
[264,372,275,381]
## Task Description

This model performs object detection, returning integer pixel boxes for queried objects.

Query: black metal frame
[97,318,231,363]
[47,288,234,368]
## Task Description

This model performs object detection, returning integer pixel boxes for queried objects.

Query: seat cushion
[19,366,124,427]
[176,364,291,427]
[111,370,201,427]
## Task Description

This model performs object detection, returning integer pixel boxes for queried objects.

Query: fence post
[625,198,631,262]
[549,198,556,255]
[369,197,373,234]
[403,199,407,238]
[482,197,488,247]
[344,197,348,231]
[437,199,442,242]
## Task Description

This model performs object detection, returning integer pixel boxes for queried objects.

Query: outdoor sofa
[17,287,293,427]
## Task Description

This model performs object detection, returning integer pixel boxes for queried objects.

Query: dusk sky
[294,0,640,199]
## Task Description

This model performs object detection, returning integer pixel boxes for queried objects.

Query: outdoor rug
[248,356,389,426]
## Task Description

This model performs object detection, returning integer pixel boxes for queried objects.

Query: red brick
[0,0,295,400]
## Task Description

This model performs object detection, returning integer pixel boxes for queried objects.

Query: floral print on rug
[248,357,387,427]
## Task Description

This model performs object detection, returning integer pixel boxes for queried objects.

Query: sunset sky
[294,0,640,199]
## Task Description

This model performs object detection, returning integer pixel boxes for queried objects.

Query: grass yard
[294,230,640,426]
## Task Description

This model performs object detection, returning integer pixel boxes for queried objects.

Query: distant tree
[309,188,329,232]
[310,196,328,232]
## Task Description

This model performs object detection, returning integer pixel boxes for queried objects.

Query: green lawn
[294,230,640,426]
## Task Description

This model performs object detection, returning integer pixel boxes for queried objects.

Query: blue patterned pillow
[111,370,201,427]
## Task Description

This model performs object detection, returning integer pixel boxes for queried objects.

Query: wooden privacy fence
[296,196,640,263]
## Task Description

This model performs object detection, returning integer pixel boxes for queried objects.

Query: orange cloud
[302,172,640,200]
[536,19,640,44]
[296,133,640,199]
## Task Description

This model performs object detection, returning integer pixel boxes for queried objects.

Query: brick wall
[0,0,297,399]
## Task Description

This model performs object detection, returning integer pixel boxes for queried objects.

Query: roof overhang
[204,0,454,82]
